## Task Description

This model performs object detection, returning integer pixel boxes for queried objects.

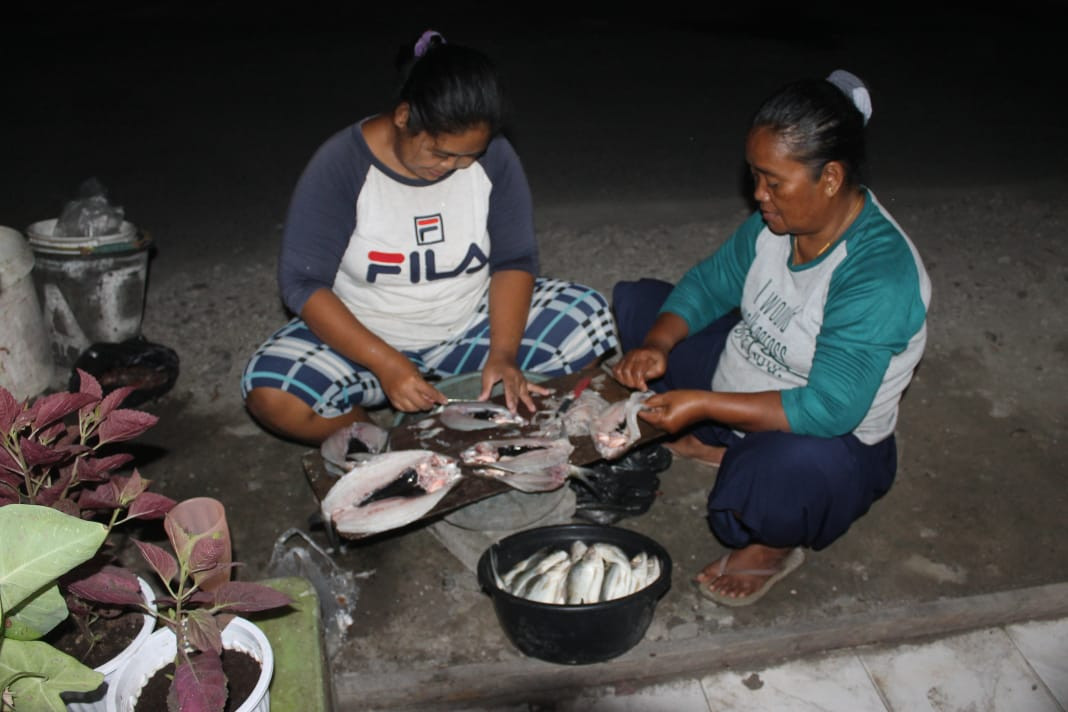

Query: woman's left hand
[638,390,712,433]
[479,353,551,413]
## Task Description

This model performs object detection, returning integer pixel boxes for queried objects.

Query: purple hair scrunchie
[414,30,445,58]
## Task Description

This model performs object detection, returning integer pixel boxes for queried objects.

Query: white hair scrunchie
[826,69,872,125]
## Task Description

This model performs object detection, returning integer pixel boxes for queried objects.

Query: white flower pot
[105,616,273,712]
[65,576,158,712]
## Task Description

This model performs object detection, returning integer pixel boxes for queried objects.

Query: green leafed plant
[0,371,176,660]
[0,504,108,711]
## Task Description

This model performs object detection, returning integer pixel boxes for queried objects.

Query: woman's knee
[245,387,314,429]
[707,433,881,549]
[611,279,673,351]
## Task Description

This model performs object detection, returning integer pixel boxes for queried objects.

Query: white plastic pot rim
[105,616,273,712]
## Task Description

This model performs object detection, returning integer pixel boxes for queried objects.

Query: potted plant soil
[73,497,292,712]
[0,372,176,709]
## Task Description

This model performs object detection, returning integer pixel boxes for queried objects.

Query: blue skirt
[612,278,895,551]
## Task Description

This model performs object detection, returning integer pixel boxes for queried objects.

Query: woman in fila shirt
[611,70,931,606]
[242,31,617,444]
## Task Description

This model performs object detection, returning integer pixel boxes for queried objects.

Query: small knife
[555,375,593,415]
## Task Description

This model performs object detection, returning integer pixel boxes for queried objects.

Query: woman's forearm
[300,288,407,374]
[703,390,792,432]
[643,311,690,353]
[486,270,535,362]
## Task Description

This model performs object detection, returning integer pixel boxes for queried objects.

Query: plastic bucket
[26,219,151,371]
[477,523,672,664]
[0,225,54,400]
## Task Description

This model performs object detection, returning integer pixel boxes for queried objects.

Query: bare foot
[664,433,725,466]
[694,544,794,600]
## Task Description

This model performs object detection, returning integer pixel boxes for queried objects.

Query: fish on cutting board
[320,421,391,476]
[592,390,654,460]
[321,450,461,535]
[439,402,528,431]
[460,437,574,493]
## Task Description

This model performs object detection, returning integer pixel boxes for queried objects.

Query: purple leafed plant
[0,368,174,525]
[70,498,292,712]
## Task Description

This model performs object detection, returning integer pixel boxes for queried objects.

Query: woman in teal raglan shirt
[612,70,931,606]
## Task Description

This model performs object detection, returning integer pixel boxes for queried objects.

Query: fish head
[415,453,462,492]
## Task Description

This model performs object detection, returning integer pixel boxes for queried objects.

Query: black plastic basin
[476,523,672,665]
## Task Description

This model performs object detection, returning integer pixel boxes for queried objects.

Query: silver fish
[566,546,606,605]
[600,559,634,601]
[592,390,654,460]
[321,450,461,536]
[590,541,633,569]
[629,551,649,594]
[643,554,662,590]
[320,422,391,476]
[510,549,570,597]
[499,540,660,605]
[440,402,527,431]
[523,558,570,604]
[569,539,588,562]
[500,546,550,590]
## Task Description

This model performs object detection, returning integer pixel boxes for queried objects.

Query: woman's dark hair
[393,32,503,137]
[750,75,868,186]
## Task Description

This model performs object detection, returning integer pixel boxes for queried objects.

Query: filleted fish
[592,390,654,460]
[320,421,391,476]
[321,450,461,535]
[560,388,611,438]
[460,437,574,492]
[439,402,528,431]
[494,540,662,605]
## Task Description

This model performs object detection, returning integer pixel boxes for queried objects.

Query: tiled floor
[501,616,1068,711]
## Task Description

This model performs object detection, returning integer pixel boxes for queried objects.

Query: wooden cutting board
[302,364,663,538]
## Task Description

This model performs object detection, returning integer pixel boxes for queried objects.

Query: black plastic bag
[569,443,673,525]
[70,338,179,407]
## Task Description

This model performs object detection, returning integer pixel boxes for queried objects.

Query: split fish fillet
[439,402,527,431]
[321,450,461,535]
[320,422,390,476]
[460,437,574,493]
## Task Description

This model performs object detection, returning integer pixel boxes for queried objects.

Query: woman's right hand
[612,346,668,391]
[378,356,446,413]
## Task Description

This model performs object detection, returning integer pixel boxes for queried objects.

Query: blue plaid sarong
[241,278,618,417]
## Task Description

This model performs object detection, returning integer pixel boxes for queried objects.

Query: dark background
[4,3,1065,272]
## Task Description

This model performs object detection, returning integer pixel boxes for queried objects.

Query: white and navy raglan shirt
[278,118,538,351]
[661,190,931,445]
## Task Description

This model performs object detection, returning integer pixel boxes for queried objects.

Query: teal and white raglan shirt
[660,189,931,444]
